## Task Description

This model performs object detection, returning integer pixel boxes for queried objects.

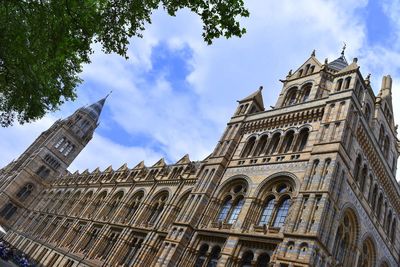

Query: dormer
[235,87,265,116]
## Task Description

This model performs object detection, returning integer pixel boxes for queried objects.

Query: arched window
[216,183,247,225]
[295,128,310,152]
[336,79,343,91]
[298,69,303,77]
[64,144,75,156]
[227,196,244,224]
[256,253,270,267]
[376,194,383,220]
[241,251,254,267]
[254,135,269,156]
[194,244,209,267]
[371,185,378,211]
[206,246,221,267]
[359,165,368,193]
[391,219,397,243]
[0,203,17,220]
[217,196,232,222]
[285,89,298,106]
[16,183,34,201]
[364,104,371,123]
[304,64,310,75]
[354,155,362,182]
[386,210,392,233]
[332,212,358,265]
[301,85,311,102]
[383,136,390,159]
[126,192,144,222]
[241,136,256,158]
[54,137,65,148]
[266,133,281,155]
[105,191,124,218]
[259,197,275,226]
[357,239,375,267]
[379,125,385,147]
[36,165,50,179]
[148,192,168,225]
[273,197,291,228]
[281,131,295,153]
[298,243,308,259]
[344,77,351,89]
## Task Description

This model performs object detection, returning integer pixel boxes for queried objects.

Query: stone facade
[1,50,399,267]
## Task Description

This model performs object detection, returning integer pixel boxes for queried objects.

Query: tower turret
[0,97,107,229]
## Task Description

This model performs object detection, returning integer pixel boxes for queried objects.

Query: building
[0,49,399,267]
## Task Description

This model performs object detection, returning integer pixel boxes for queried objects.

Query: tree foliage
[0,0,249,126]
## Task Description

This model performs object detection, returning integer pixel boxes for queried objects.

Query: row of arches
[353,155,397,243]
[36,187,190,229]
[241,127,310,158]
[335,76,352,92]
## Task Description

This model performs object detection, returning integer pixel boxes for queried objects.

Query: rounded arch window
[295,128,310,152]
[240,251,254,267]
[301,84,312,102]
[148,191,169,224]
[16,183,34,201]
[257,179,294,228]
[216,181,247,224]
[285,89,298,106]
[256,253,270,267]
[332,212,358,265]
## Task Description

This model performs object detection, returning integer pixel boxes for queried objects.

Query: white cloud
[1,0,400,180]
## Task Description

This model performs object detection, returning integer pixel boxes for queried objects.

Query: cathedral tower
[0,97,106,228]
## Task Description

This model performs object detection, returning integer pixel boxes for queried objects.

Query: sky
[1,0,400,179]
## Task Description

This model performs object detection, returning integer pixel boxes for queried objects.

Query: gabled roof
[133,161,145,170]
[117,163,128,171]
[152,158,166,168]
[176,154,191,165]
[238,87,265,110]
[104,165,113,173]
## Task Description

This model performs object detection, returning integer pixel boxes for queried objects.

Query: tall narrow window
[266,133,281,155]
[16,184,34,201]
[54,137,65,148]
[227,197,244,224]
[336,79,343,91]
[383,137,390,159]
[241,251,254,267]
[241,136,256,157]
[296,128,309,152]
[207,246,221,267]
[217,196,232,222]
[273,198,290,228]
[281,131,294,153]
[344,77,351,89]
[302,85,311,102]
[195,244,209,267]
[364,104,371,123]
[354,155,362,182]
[259,198,275,225]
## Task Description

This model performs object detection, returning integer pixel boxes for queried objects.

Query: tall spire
[82,93,109,122]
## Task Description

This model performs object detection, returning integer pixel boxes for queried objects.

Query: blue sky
[1,0,400,179]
